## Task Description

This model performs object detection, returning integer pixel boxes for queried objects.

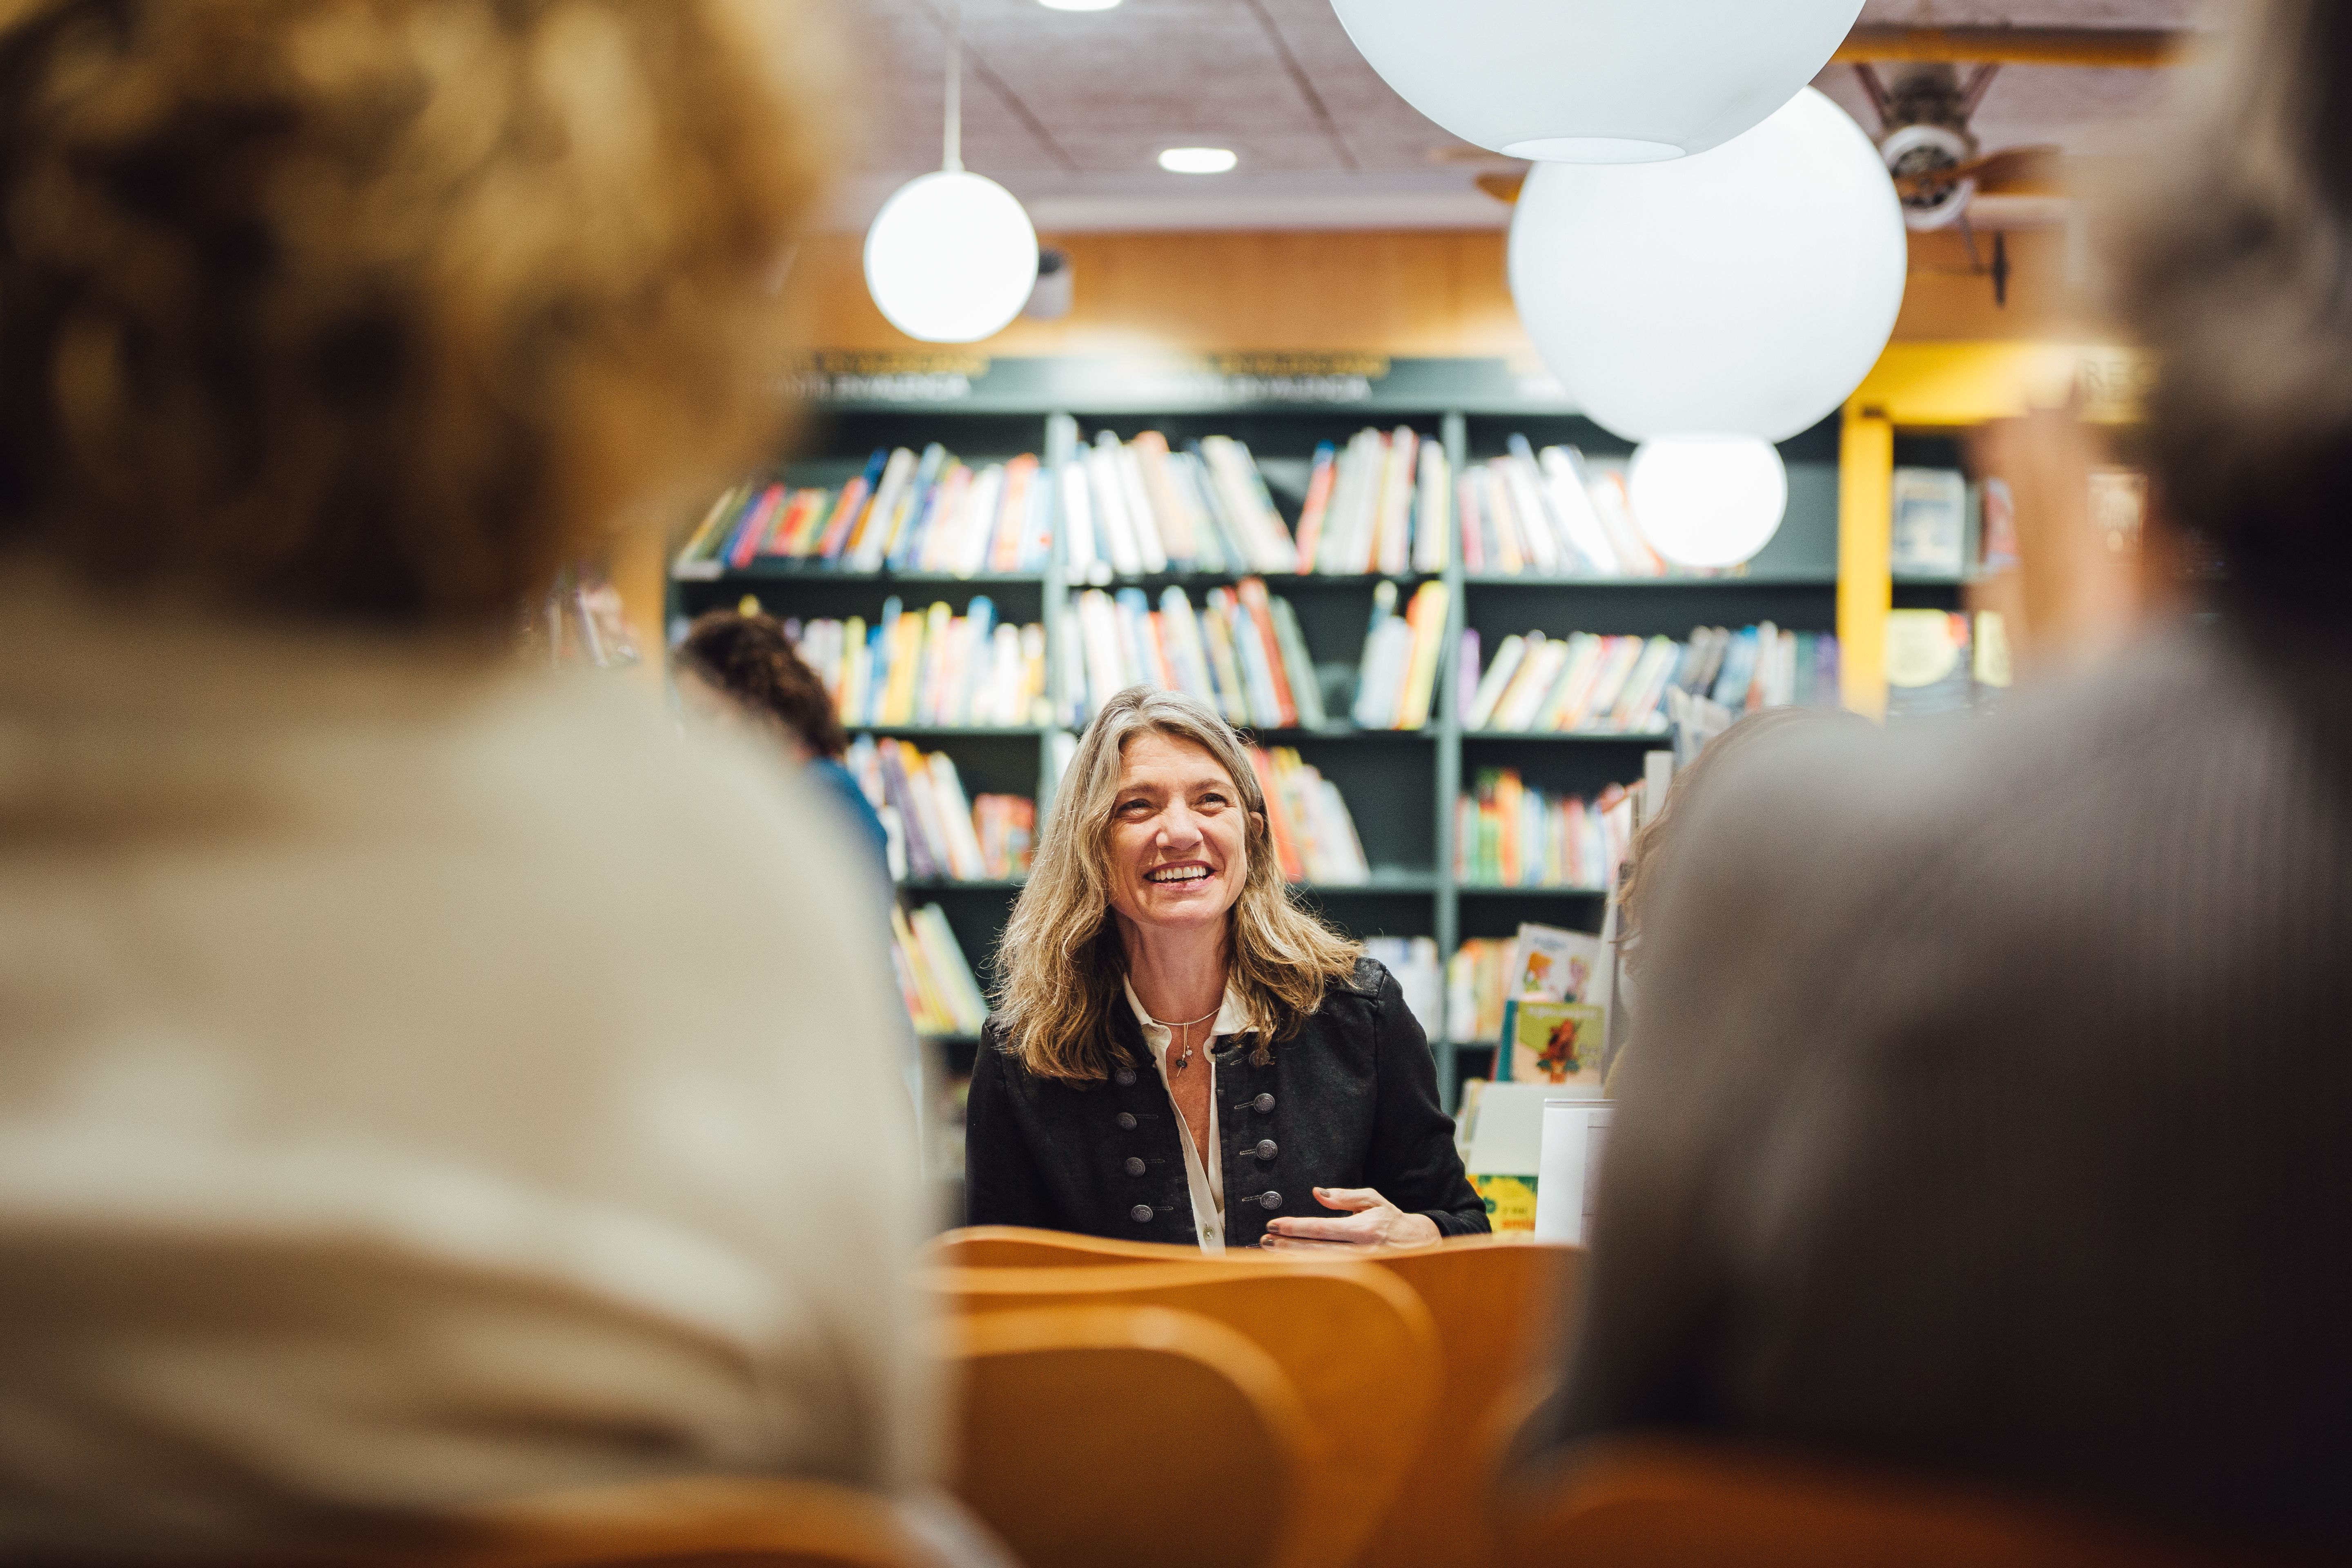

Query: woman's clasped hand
[1261,1186,1442,1251]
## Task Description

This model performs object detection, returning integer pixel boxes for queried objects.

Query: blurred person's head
[0,0,841,629]
[1618,707,1863,977]
[2116,0,2352,627]
[993,687,1358,1083]
[673,609,845,761]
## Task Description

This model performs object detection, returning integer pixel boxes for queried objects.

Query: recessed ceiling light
[1039,0,1120,10]
[1159,147,1238,175]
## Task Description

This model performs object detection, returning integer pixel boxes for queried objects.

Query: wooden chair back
[1501,1438,2308,1568]
[1354,1237,1583,1568]
[945,1303,1310,1568]
[932,1258,1437,1568]
[927,1225,1193,1269]
[444,1476,948,1568]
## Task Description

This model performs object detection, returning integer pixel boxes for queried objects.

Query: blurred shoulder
[1672,628,2246,931]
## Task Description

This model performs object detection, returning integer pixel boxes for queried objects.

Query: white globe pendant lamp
[1330,0,1864,163]
[1628,437,1789,569]
[864,2,1038,343]
[1508,87,1907,445]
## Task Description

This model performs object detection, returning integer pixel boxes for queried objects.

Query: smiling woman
[969,686,1488,1252]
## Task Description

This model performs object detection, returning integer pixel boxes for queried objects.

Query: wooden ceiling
[825,0,2196,231]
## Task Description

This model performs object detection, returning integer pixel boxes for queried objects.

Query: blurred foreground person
[1548,0,2352,1548]
[1599,707,1852,1095]
[674,609,892,892]
[0,1,938,1559]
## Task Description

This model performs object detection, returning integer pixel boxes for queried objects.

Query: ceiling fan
[1854,60,2062,232]
[1857,60,2065,304]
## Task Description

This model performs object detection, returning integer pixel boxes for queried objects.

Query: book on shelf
[1457,770,1638,889]
[1067,576,1333,731]
[844,735,1033,883]
[674,445,1053,579]
[1248,746,1372,885]
[890,902,989,1038]
[1890,467,1968,577]
[1294,426,1452,576]
[1350,579,1450,731]
[1463,621,1841,735]
[1447,937,1516,1045]
[1456,435,1667,578]
[787,597,1049,729]
[1061,430,1298,579]
[1361,935,1444,1040]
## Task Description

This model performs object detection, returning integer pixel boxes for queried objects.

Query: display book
[1450,921,1613,1232]
[1463,619,1840,736]
[673,445,1054,577]
[785,598,1051,731]
[842,736,1033,884]
[1062,425,1450,579]
[1068,575,1449,733]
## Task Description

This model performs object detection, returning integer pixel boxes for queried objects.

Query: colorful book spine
[1456,771,1639,891]
[789,599,1047,730]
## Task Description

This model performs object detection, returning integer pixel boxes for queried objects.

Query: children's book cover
[1509,922,1600,1002]
[1500,997,1606,1087]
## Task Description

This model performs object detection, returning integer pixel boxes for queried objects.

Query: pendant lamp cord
[942,0,964,174]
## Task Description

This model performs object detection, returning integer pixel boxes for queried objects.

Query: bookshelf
[667,356,1843,1105]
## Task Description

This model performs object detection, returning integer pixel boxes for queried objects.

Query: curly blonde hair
[993,687,1361,1085]
[0,0,842,623]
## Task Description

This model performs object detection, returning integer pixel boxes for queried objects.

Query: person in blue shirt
[674,609,892,891]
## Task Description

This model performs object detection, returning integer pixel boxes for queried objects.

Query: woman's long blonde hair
[993,687,1360,1084]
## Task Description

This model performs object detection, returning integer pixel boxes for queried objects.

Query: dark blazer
[966,956,1487,1247]
[1553,628,2352,1548]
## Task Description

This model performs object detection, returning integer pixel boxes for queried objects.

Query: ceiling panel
[827,0,2197,231]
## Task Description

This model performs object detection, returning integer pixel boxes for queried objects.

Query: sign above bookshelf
[779,353,1582,418]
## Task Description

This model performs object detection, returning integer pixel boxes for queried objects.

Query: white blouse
[1122,979,1254,1255]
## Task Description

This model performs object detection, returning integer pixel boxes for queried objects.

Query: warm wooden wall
[788,224,2096,357]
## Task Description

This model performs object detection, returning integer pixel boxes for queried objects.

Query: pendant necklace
[1149,1004,1221,1073]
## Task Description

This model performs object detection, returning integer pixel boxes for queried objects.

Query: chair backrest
[1356,1237,1584,1568]
[445,1475,948,1568]
[931,1258,1437,1568]
[947,1303,1310,1568]
[1501,1438,2302,1568]
[927,1225,1194,1269]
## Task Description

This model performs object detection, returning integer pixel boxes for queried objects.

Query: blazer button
[1115,1068,1138,1087]
[1255,1139,1278,1161]
[1130,1203,1154,1223]
[1252,1093,1275,1114]
[1125,1156,1147,1176]
[1116,1112,1137,1131]
[1259,1191,1282,1211]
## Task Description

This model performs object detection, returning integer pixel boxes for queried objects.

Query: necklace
[1145,1003,1222,1073]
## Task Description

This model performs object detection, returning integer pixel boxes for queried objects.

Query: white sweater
[0,567,932,1558]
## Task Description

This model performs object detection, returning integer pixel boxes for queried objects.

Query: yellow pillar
[1838,403,1894,719]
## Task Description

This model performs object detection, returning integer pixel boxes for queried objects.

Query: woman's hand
[1261,1187,1441,1251]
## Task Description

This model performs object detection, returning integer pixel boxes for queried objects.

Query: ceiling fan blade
[1969,144,2065,194]
[1889,143,2065,199]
